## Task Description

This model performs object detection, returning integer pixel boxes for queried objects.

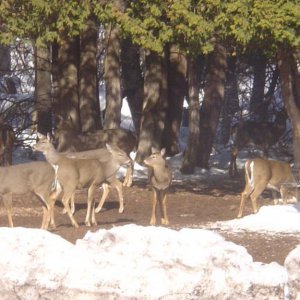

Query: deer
[237,157,295,218]
[34,133,131,228]
[0,120,15,166]
[229,108,288,177]
[61,148,124,216]
[0,161,60,229]
[144,148,172,226]
[55,119,137,187]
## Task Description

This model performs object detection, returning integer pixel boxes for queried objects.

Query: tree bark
[34,44,52,135]
[79,15,101,132]
[162,45,187,156]
[103,24,122,129]
[218,56,239,145]
[180,55,201,174]
[0,44,10,75]
[121,38,143,135]
[278,48,300,165]
[249,54,267,121]
[135,51,168,164]
[197,44,227,169]
[56,36,81,131]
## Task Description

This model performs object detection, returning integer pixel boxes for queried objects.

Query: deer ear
[161,148,166,156]
[106,143,112,152]
[47,133,52,142]
[151,147,159,154]
[37,132,46,140]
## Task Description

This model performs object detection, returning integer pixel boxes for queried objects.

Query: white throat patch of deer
[34,133,131,228]
[144,148,172,226]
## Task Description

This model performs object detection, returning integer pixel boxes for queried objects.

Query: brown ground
[1,175,300,266]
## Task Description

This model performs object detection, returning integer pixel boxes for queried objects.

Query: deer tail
[245,160,255,193]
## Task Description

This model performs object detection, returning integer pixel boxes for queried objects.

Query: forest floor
[1,174,300,266]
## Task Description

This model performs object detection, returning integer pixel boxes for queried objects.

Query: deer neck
[151,164,171,190]
[42,145,61,166]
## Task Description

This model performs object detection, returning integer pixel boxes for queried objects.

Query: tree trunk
[278,48,300,165]
[249,54,267,121]
[34,44,52,135]
[79,15,101,132]
[180,55,201,174]
[121,38,143,134]
[162,45,187,156]
[135,51,168,164]
[218,56,239,145]
[56,36,81,131]
[197,44,227,169]
[0,44,10,75]
[103,24,122,129]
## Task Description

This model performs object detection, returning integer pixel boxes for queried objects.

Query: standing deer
[55,119,136,187]
[0,161,59,229]
[229,109,288,177]
[0,120,15,166]
[34,133,131,228]
[238,157,295,218]
[62,148,125,215]
[144,148,172,226]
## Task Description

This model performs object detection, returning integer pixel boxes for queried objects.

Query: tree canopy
[1,0,299,54]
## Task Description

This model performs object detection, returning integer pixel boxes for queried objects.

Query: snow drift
[0,224,292,300]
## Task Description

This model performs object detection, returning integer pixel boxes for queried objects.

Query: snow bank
[0,224,290,300]
[210,204,300,234]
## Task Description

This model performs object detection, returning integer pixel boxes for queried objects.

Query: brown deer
[61,149,125,216]
[55,119,136,187]
[144,148,172,225]
[34,133,131,228]
[0,120,15,166]
[0,161,60,229]
[238,157,295,218]
[229,109,288,177]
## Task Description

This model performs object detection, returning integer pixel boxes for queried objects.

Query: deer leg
[160,191,169,225]
[249,184,266,214]
[95,183,110,213]
[229,147,238,177]
[123,160,133,187]
[108,179,124,213]
[150,189,158,226]
[2,193,13,227]
[62,192,79,228]
[85,184,97,227]
[62,193,76,215]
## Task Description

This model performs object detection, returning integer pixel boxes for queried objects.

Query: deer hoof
[95,207,101,213]
[150,219,156,226]
[118,207,124,213]
[161,218,169,225]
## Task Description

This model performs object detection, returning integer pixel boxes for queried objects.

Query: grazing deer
[0,121,15,166]
[34,133,131,228]
[238,157,295,218]
[55,119,136,187]
[229,109,288,177]
[0,161,60,229]
[144,148,172,226]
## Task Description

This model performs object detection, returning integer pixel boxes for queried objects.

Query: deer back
[56,120,136,155]
[0,161,55,195]
[232,109,287,151]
